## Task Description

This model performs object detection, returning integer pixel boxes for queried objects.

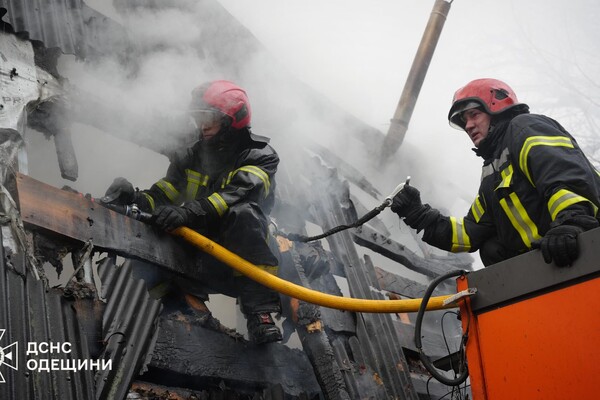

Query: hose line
[172,226,457,313]
[414,269,469,386]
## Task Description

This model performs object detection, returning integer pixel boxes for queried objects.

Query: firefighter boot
[246,313,282,344]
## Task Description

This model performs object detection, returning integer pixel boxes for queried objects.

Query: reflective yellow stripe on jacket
[499,193,541,248]
[470,195,485,223]
[450,217,471,252]
[186,169,209,200]
[207,193,228,216]
[519,136,573,186]
[208,165,271,217]
[156,179,180,203]
[548,189,598,220]
[142,193,155,211]
[220,166,270,196]
[236,165,271,197]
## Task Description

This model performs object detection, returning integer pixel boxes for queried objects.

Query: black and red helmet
[189,80,251,129]
[448,78,523,130]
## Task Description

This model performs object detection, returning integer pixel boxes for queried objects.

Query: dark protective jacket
[135,129,281,313]
[415,113,600,262]
[137,130,278,222]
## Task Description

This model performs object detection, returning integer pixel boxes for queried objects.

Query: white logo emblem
[0,329,18,383]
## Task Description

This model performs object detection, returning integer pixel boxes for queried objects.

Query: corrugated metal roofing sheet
[0,0,86,55]
[0,228,96,400]
[0,0,131,59]
[0,228,161,400]
[95,257,162,400]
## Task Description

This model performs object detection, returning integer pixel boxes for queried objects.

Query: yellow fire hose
[172,226,457,313]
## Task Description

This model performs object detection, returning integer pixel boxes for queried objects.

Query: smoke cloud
[25,0,600,282]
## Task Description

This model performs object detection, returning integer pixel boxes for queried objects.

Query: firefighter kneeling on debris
[104,80,283,344]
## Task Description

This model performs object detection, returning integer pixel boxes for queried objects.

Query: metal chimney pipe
[380,0,452,163]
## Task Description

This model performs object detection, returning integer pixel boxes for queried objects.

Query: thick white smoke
[24,0,600,291]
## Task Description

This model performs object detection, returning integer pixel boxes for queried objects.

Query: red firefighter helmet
[448,78,522,130]
[189,80,251,129]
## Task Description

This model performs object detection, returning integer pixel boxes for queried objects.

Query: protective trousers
[176,202,281,315]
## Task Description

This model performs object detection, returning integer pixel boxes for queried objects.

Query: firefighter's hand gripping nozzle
[98,197,155,224]
[383,176,411,208]
[123,203,155,223]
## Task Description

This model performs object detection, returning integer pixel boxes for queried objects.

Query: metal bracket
[443,287,477,306]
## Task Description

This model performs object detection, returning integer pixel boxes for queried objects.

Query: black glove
[391,185,423,217]
[153,205,194,232]
[103,177,135,205]
[537,213,599,267]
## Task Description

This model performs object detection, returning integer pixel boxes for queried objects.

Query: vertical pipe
[380,0,452,163]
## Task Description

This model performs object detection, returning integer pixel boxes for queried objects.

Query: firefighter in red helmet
[105,80,282,344]
[391,78,600,267]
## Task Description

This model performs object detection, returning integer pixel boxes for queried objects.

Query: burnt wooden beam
[144,315,322,397]
[278,241,351,399]
[306,164,418,399]
[353,224,454,278]
[374,266,454,299]
[16,173,197,277]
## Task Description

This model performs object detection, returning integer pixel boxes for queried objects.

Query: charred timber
[143,314,321,398]
[16,173,199,278]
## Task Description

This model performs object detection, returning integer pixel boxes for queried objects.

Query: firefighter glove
[153,205,194,232]
[103,177,135,205]
[538,214,599,267]
[391,185,422,217]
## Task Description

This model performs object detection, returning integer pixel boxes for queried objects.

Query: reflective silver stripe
[156,179,180,203]
[481,164,494,181]
[519,136,573,186]
[496,163,514,190]
[493,148,510,173]
[548,189,598,220]
[207,193,228,216]
[142,193,155,211]
[499,193,541,248]
[450,217,471,252]
[470,196,485,223]
[481,148,510,181]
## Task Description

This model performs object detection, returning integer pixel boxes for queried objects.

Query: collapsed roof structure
[0,0,472,398]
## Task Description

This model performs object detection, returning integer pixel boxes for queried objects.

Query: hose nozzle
[383,176,411,207]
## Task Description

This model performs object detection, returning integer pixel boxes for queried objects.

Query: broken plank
[374,266,454,299]
[16,173,197,277]
[144,315,322,397]
[353,224,453,277]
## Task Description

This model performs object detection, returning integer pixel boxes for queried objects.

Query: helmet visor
[449,101,482,130]
[189,109,223,128]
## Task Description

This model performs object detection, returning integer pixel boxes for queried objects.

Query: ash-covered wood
[16,173,198,277]
[144,314,321,398]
